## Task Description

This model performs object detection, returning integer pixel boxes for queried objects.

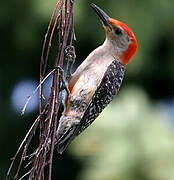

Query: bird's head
[91,4,138,66]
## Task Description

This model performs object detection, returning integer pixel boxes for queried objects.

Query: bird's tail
[56,115,80,154]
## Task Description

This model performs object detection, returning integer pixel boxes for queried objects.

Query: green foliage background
[0,0,174,179]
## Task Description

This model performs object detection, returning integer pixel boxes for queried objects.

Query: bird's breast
[70,55,113,96]
[64,46,120,117]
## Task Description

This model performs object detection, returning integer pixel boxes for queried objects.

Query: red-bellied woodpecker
[56,3,138,154]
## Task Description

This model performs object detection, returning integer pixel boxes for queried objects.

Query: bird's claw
[64,45,76,82]
[54,66,70,95]
[65,45,76,62]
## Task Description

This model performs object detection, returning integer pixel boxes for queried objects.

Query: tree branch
[5,0,76,179]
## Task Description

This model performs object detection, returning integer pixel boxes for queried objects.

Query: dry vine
[6,0,75,179]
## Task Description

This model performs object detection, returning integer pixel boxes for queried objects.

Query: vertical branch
[5,0,76,180]
[40,2,59,115]
[47,1,76,178]
[39,3,59,147]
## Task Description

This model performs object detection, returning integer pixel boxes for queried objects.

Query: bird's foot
[55,66,70,96]
[64,45,76,82]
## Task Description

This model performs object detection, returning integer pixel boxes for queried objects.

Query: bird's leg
[55,66,70,96]
[65,45,76,82]
[54,45,76,95]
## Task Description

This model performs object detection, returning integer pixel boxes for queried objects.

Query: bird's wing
[76,58,125,135]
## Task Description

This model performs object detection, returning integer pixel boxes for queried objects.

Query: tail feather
[56,115,80,154]
[57,128,77,154]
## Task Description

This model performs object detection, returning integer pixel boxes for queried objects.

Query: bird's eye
[115,27,122,35]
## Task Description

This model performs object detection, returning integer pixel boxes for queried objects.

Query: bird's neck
[102,37,136,66]
[119,38,137,66]
[102,38,122,59]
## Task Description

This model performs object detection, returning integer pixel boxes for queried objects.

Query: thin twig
[5,117,39,180]
[40,3,59,115]
[18,169,32,180]
[42,3,59,77]
[21,69,56,115]
[6,1,76,179]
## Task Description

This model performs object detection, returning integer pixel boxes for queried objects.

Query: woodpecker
[56,4,138,154]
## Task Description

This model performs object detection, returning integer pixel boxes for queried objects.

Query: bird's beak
[91,3,112,30]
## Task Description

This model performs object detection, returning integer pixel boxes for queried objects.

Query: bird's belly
[71,70,101,101]
[71,62,109,99]
[64,62,110,118]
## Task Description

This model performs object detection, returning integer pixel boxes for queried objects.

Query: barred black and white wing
[77,58,125,135]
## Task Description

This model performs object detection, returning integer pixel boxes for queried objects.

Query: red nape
[109,18,138,66]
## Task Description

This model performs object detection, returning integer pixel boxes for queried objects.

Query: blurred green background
[1,0,174,179]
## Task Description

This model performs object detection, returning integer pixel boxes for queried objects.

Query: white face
[107,26,131,53]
